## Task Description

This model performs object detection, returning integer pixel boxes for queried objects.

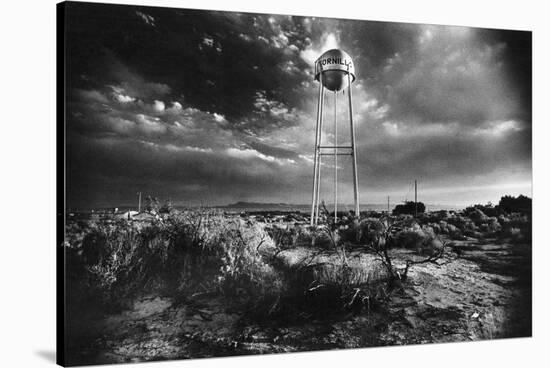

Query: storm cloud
[64,2,531,209]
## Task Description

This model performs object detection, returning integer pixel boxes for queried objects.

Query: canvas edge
[56,1,67,366]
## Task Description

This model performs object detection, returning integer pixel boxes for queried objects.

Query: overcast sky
[65,2,531,209]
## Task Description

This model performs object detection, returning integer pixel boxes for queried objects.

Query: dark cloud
[64,2,532,209]
[66,3,312,126]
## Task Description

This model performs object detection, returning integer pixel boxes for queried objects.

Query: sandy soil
[66,238,531,365]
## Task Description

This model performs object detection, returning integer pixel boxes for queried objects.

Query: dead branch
[400,243,449,278]
[255,233,267,252]
[364,218,452,288]
[345,288,361,308]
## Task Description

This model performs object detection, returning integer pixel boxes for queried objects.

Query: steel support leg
[310,71,324,226]
[347,68,360,217]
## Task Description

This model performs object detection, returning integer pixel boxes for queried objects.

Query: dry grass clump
[66,211,283,310]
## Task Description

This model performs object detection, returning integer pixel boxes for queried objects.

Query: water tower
[310,49,360,225]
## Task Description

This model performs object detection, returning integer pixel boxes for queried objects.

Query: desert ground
[63,204,531,366]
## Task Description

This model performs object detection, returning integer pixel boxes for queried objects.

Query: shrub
[484,217,502,235]
[390,225,442,254]
[431,223,441,234]
[311,230,334,249]
[266,225,314,249]
[498,214,510,225]
[467,208,489,225]
[393,228,425,249]
[464,220,477,232]
[353,219,386,247]
[392,201,426,216]
[488,217,500,227]
[69,211,289,310]
[79,220,169,308]
[465,204,498,218]
[444,223,465,240]
[432,210,450,221]
[217,221,281,296]
[447,215,468,231]
[497,195,532,215]
[438,221,449,234]
[497,213,531,244]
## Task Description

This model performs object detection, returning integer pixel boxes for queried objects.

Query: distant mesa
[220,201,461,212]
[222,201,295,209]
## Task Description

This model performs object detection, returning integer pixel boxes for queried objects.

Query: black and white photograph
[58,2,532,366]
[55,1,535,366]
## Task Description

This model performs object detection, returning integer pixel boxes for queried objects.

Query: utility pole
[414,180,418,217]
[137,192,142,213]
[387,195,390,214]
